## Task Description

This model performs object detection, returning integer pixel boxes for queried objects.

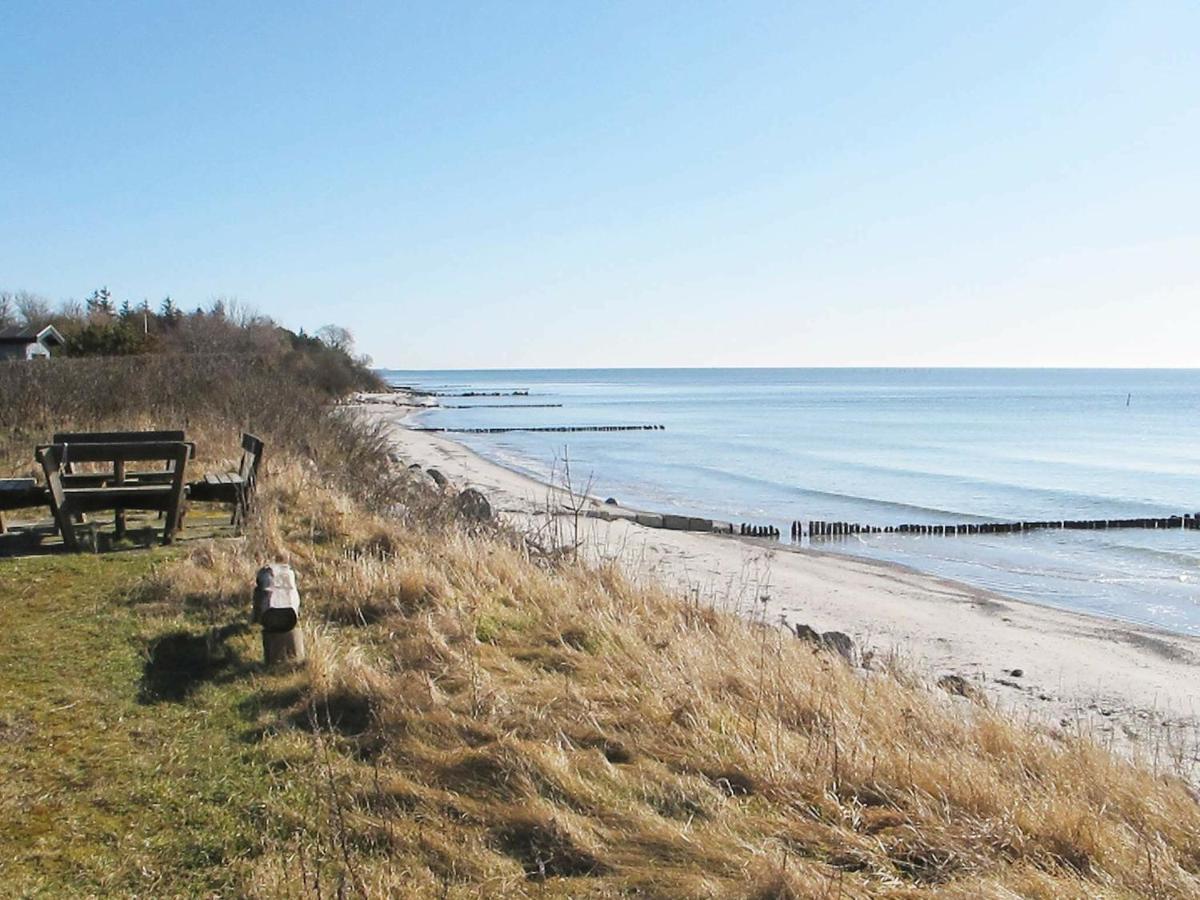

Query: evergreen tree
[86,286,115,317]
[160,296,180,323]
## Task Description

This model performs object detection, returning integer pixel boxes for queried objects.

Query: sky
[1,1,1198,368]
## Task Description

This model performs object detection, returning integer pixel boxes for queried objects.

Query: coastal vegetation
[2,298,1199,896]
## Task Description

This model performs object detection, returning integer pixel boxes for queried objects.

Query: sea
[379,368,1200,636]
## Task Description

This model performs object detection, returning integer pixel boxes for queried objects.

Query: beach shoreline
[352,389,1200,763]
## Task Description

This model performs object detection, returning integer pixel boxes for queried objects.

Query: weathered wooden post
[253,563,305,665]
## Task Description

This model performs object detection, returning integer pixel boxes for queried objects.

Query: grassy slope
[0,543,324,897]
[3,465,1200,898]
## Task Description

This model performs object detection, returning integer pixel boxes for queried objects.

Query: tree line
[0,287,380,396]
[2,287,359,360]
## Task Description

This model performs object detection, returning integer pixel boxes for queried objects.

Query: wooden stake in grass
[253,563,305,665]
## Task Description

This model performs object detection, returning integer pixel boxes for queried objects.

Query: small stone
[1009,668,1024,678]
[605,497,619,505]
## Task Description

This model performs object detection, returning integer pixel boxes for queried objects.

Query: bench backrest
[54,430,186,444]
[239,432,264,486]
[39,441,194,465]
[53,430,194,463]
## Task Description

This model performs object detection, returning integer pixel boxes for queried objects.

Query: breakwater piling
[739,523,779,538]
[441,403,564,409]
[794,514,1200,540]
[430,390,531,397]
[414,424,666,434]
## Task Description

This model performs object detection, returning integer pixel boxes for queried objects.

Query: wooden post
[253,564,305,665]
[113,457,126,540]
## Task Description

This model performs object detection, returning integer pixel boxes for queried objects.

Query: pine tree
[86,286,115,317]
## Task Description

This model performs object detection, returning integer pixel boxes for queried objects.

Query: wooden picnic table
[49,430,195,539]
[6,429,260,548]
[36,437,192,550]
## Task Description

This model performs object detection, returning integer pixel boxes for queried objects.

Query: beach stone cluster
[791,623,855,664]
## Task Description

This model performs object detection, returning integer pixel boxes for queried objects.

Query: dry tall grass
[146,456,1200,898]
[0,353,405,510]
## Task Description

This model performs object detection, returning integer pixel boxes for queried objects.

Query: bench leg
[231,485,248,530]
[51,501,79,552]
[163,499,186,546]
[0,511,6,535]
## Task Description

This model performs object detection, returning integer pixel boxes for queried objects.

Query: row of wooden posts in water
[740,523,780,538]
[415,424,666,434]
[792,514,1200,540]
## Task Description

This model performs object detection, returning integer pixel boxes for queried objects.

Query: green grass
[0,547,318,897]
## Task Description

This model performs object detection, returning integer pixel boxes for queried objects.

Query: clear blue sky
[2,2,1197,368]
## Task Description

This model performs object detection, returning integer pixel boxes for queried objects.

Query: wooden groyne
[739,523,780,538]
[441,403,564,409]
[413,424,666,434]
[430,390,530,397]
[793,514,1200,540]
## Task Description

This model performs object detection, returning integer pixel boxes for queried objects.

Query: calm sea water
[380,368,1200,635]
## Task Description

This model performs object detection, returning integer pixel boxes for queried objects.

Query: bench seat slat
[0,490,46,510]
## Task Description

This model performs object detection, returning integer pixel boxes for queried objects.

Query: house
[0,324,66,360]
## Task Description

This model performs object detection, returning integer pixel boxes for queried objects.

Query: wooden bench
[187,433,264,528]
[37,441,191,550]
[0,478,46,534]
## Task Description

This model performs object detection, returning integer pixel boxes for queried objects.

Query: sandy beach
[354,391,1200,763]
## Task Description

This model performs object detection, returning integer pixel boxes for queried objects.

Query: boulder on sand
[937,674,980,700]
[792,623,856,664]
[426,468,449,487]
[819,631,855,663]
[455,488,493,522]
